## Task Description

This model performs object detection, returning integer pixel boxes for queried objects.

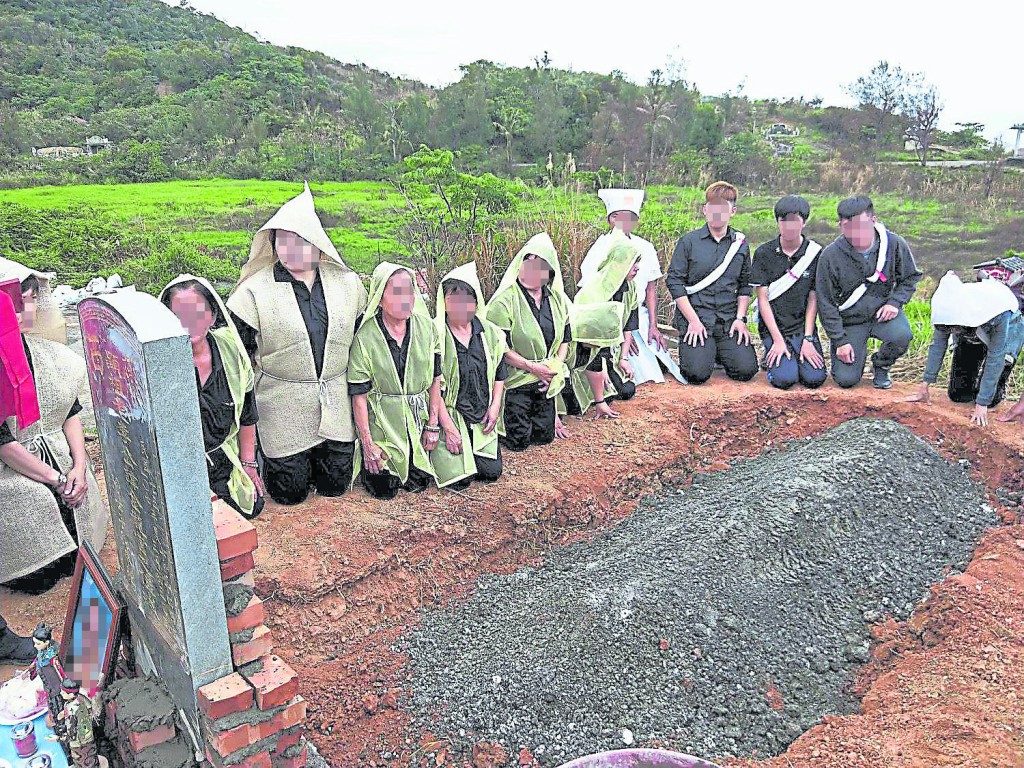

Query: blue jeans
[924,310,1014,407]
[762,333,827,390]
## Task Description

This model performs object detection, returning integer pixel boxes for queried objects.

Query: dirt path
[3,377,1023,767]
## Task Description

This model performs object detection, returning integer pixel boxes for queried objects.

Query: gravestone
[79,290,232,750]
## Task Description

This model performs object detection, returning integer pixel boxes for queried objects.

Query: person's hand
[729,318,751,346]
[555,415,570,439]
[836,343,856,364]
[617,357,634,380]
[482,402,501,434]
[800,339,824,369]
[421,428,440,452]
[62,463,89,508]
[242,464,265,497]
[903,383,931,404]
[684,319,707,347]
[443,425,463,454]
[765,336,791,368]
[996,401,1024,423]
[971,404,989,427]
[531,363,556,392]
[648,324,667,352]
[361,438,386,475]
[594,401,620,419]
[876,304,899,322]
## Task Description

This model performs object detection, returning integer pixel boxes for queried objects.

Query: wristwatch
[803,335,816,343]
[54,472,68,489]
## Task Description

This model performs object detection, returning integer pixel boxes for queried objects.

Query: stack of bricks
[197,500,308,768]
[103,677,196,768]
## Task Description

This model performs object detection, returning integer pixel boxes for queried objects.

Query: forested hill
[0,0,993,187]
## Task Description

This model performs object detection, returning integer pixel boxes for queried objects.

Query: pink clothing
[0,292,40,429]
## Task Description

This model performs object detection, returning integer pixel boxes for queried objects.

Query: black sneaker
[0,626,36,664]
[873,367,893,390]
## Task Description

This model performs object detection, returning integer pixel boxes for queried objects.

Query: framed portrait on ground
[59,542,124,697]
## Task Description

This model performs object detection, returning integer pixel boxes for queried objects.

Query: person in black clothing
[665,181,758,385]
[815,196,922,389]
[161,277,265,518]
[749,195,827,390]
[226,184,368,505]
[0,611,36,663]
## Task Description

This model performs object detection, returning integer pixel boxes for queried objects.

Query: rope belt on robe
[256,365,347,407]
[26,431,61,468]
[375,390,429,435]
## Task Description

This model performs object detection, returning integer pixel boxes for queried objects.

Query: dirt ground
[2,376,1023,768]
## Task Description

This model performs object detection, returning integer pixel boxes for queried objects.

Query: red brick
[272,744,307,768]
[205,721,258,757]
[272,728,303,756]
[245,655,298,710]
[271,697,306,732]
[255,716,283,741]
[233,625,273,667]
[198,673,255,719]
[213,501,258,560]
[207,747,271,768]
[127,722,176,753]
[221,551,256,581]
[228,595,266,634]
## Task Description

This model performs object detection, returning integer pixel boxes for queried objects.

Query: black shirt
[348,312,442,396]
[516,281,572,349]
[665,224,751,326]
[232,262,330,378]
[0,338,82,449]
[749,237,819,338]
[613,280,640,333]
[450,317,509,425]
[196,334,258,453]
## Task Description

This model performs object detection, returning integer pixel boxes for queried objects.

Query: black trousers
[948,336,1013,408]
[208,448,266,518]
[2,485,78,593]
[362,463,433,499]
[676,319,759,384]
[264,439,355,505]
[449,444,504,490]
[500,382,556,452]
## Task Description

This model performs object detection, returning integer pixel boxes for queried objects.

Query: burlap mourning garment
[226,183,367,459]
[0,330,107,583]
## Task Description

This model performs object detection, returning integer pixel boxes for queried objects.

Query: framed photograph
[59,541,124,697]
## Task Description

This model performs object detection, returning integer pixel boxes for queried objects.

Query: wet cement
[402,418,995,766]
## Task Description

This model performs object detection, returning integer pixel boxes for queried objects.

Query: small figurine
[27,623,67,739]
[47,678,102,768]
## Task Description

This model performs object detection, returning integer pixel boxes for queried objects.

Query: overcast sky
[165,0,1020,146]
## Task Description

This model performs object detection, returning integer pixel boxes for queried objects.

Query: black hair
[774,195,810,221]
[836,195,874,221]
[33,623,52,642]
[442,278,477,300]
[20,275,40,296]
[161,280,224,328]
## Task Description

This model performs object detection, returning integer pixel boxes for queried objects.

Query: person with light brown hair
[665,181,758,384]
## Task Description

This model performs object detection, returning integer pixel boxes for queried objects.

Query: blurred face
[840,212,878,251]
[777,213,806,241]
[381,270,415,322]
[276,230,320,275]
[703,199,735,230]
[608,210,639,235]
[444,290,477,327]
[17,288,37,333]
[518,255,550,291]
[169,286,216,345]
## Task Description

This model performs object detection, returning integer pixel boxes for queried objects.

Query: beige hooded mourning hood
[0,258,106,583]
[227,183,367,458]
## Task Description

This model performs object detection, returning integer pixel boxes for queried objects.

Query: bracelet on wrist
[423,425,441,434]
[55,472,68,489]
[241,460,259,469]
[803,335,816,343]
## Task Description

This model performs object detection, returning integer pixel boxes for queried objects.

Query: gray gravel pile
[401,418,995,765]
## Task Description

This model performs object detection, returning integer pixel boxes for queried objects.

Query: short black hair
[20,275,40,296]
[774,195,810,221]
[33,623,52,642]
[161,280,223,327]
[442,278,477,300]
[837,195,874,221]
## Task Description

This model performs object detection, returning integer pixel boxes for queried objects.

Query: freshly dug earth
[402,419,994,766]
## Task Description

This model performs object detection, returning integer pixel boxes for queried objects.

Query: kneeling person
[750,195,826,390]
[431,264,508,489]
[666,181,758,384]
[816,195,922,389]
[350,264,443,499]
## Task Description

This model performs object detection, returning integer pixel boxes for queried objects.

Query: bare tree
[847,60,909,149]
[902,83,943,166]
